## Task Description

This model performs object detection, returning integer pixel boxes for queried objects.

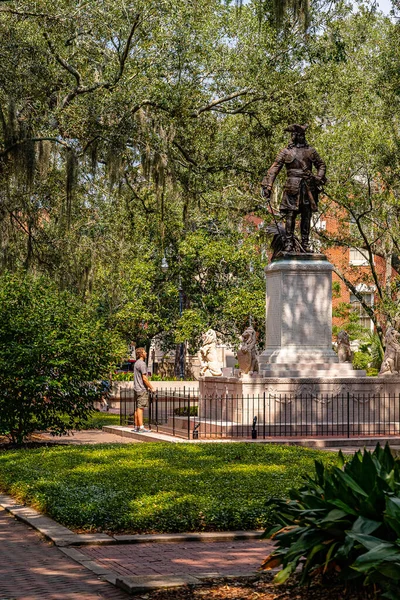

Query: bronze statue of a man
[261,124,326,253]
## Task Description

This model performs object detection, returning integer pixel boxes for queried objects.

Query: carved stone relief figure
[198,329,223,377]
[237,326,259,374]
[379,326,400,376]
[337,330,352,363]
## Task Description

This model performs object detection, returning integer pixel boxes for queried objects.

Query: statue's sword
[297,159,326,211]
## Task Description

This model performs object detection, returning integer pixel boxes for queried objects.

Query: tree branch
[43,31,81,87]
[323,191,385,301]
[332,265,383,341]
[172,141,198,166]
[0,8,63,20]
[348,208,384,301]
[124,174,155,214]
[0,104,7,136]
[191,88,253,117]
[116,14,141,82]
[213,95,270,115]
[81,135,103,156]
[44,15,141,109]
[0,137,71,158]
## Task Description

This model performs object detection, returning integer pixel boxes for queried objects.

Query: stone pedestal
[259,254,338,368]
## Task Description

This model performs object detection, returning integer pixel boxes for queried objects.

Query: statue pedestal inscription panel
[259,254,339,370]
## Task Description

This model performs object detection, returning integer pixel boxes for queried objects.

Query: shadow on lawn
[0,443,336,534]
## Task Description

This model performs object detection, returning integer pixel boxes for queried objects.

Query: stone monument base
[260,362,365,378]
[198,376,400,435]
[260,254,339,369]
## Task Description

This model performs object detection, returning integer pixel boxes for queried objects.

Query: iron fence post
[173,390,175,437]
[347,391,350,438]
[263,392,266,439]
[149,390,153,430]
[187,388,191,440]
[119,387,123,426]
[155,391,159,432]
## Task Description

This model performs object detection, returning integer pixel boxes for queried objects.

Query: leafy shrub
[149,374,167,381]
[352,334,384,373]
[150,374,179,381]
[173,406,198,417]
[366,367,379,377]
[352,351,370,370]
[113,372,135,381]
[262,443,400,599]
[82,412,120,429]
[0,273,124,444]
[360,333,384,370]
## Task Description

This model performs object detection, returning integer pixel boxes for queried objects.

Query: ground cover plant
[82,412,120,429]
[0,443,336,533]
[262,443,400,600]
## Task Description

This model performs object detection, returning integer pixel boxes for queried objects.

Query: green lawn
[0,443,337,533]
[82,411,120,429]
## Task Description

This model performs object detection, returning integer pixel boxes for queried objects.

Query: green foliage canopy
[0,0,398,348]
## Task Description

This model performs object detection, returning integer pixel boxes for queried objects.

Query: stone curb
[58,547,117,585]
[115,571,276,594]
[103,425,183,443]
[113,531,263,544]
[0,493,115,547]
[116,574,203,593]
[0,491,263,546]
[102,426,400,448]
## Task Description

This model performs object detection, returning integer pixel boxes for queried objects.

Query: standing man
[133,347,155,433]
[261,124,326,253]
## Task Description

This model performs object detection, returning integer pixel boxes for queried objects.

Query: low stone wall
[199,375,400,398]
[198,376,400,433]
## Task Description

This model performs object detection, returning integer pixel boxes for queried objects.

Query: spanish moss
[65,149,78,228]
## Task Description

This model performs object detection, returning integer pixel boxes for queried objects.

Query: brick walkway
[0,509,129,600]
[79,539,273,578]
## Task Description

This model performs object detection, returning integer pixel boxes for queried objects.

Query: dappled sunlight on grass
[212,463,286,475]
[130,491,199,515]
[0,443,337,533]
[69,456,168,477]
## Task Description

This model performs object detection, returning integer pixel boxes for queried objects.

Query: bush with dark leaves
[262,443,400,600]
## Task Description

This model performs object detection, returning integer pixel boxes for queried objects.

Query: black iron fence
[119,387,199,438]
[119,388,400,439]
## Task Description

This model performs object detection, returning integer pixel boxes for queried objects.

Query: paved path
[79,539,272,578]
[39,429,142,445]
[0,508,130,600]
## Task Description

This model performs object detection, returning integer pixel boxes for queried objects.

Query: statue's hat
[284,124,308,134]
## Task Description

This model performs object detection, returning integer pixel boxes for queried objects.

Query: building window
[314,217,326,231]
[350,292,374,331]
[349,248,369,266]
